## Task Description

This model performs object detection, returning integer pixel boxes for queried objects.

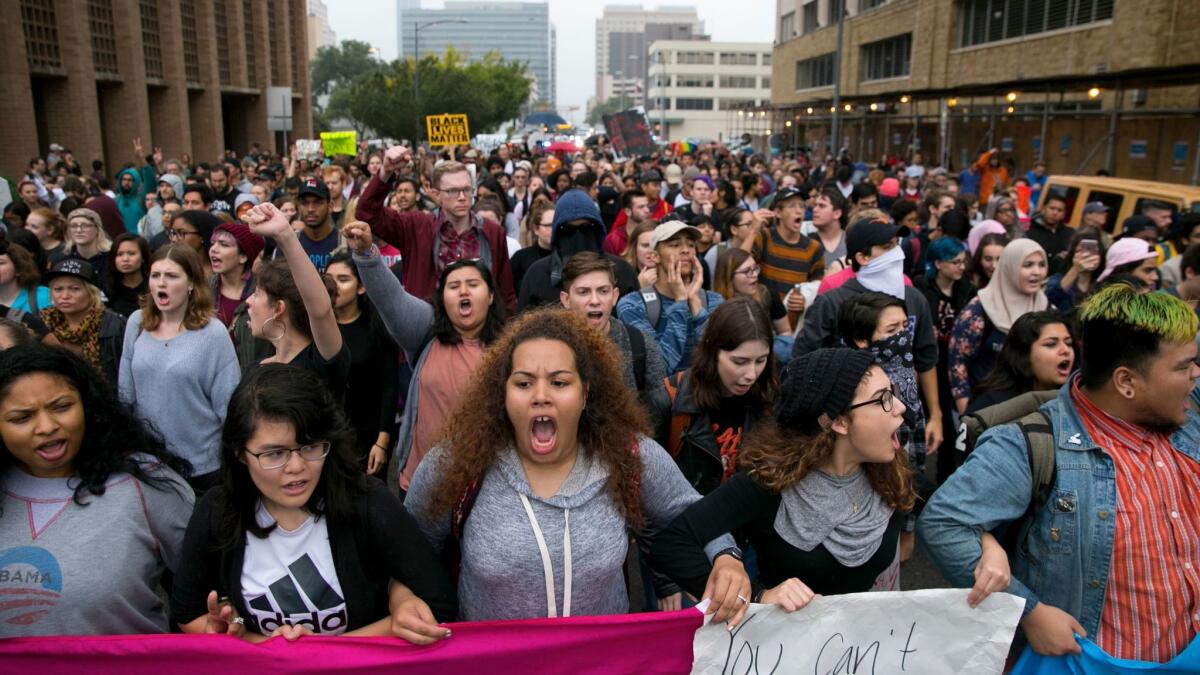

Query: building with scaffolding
[762,0,1200,183]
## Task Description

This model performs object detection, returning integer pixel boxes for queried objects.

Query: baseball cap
[649,221,701,249]
[49,143,64,152]
[878,177,900,199]
[664,164,683,185]
[256,169,277,182]
[46,258,98,286]
[639,169,664,185]
[1116,214,1157,240]
[772,186,806,206]
[297,177,330,200]
[904,166,924,179]
[1097,238,1157,281]
[1082,201,1110,216]
[846,217,910,259]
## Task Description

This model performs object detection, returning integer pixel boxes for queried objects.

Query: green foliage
[317,46,531,142]
[586,98,626,125]
[310,40,384,99]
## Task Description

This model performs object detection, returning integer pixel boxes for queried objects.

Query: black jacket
[171,479,458,632]
[518,252,639,310]
[98,310,126,385]
[647,371,766,497]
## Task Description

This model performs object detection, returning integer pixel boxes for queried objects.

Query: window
[180,0,200,83]
[862,0,888,8]
[721,52,758,66]
[795,53,835,89]
[214,0,231,85]
[86,0,118,76]
[676,74,714,88]
[1043,184,1081,222]
[958,0,1114,48]
[21,0,62,71]
[140,0,163,79]
[719,75,757,88]
[675,98,714,110]
[762,53,771,65]
[779,12,795,41]
[802,2,819,33]
[1085,190,1124,232]
[653,74,672,88]
[719,98,757,110]
[861,33,911,81]
[242,0,256,87]
[761,76,771,88]
[676,51,714,65]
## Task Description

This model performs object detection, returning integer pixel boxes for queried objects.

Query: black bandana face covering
[556,224,599,259]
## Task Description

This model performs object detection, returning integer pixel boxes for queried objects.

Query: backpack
[625,322,647,392]
[955,390,1057,556]
[640,286,708,330]
[660,372,692,458]
[4,289,37,320]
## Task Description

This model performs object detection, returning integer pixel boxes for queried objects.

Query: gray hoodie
[139,174,186,239]
[405,437,734,621]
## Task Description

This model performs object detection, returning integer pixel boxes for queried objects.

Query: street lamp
[615,70,624,112]
[413,19,468,144]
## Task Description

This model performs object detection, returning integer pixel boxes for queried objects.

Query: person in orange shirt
[975,148,1010,207]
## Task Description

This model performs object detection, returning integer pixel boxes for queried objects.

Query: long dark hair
[430,258,507,346]
[974,311,1072,397]
[325,250,392,340]
[256,258,337,341]
[689,296,777,412]
[970,232,1010,287]
[0,345,191,505]
[214,364,364,550]
[108,232,151,284]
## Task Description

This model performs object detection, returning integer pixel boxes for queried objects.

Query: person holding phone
[1046,228,1105,313]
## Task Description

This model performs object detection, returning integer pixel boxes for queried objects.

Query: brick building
[759,0,1200,184]
[0,0,314,180]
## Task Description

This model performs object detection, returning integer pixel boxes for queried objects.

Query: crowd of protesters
[0,132,1197,666]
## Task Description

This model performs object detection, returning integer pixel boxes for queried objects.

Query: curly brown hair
[739,395,915,511]
[425,307,650,529]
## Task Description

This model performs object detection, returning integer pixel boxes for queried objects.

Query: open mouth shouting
[585,309,605,326]
[458,296,474,318]
[1056,358,1073,379]
[530,415,558,454]
[154,289,172,306]
[281,479,310,498]
[35,438,69,463]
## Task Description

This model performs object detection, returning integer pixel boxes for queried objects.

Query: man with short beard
[921,284,1200,663]
[207,166,240,216]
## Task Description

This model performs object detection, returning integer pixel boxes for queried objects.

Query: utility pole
[413,19,468,145]
[830,2,846,158]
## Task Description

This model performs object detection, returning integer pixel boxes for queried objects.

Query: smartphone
[1078,239,1100,256]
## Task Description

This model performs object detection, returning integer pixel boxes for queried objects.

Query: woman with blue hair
[914,237,976,482]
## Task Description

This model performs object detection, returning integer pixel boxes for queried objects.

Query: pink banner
[0,609,701,674]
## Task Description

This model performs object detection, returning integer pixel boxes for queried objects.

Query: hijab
[977,238,1048,332]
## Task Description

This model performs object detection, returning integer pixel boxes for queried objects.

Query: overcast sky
[325,0,775,124]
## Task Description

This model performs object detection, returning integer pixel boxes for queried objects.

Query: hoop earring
[262,316,287,342]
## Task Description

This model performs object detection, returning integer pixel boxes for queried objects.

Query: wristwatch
[714,547,744,563]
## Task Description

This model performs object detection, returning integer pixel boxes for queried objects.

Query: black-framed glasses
[848,384,900,413]
[166,227,198,240]
[244,441,331,470]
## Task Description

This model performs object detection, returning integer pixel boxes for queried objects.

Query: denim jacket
[917,382,1200,638]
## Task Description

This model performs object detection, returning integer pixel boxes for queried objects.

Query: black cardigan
[650,471,901,599]
[171,479,458,632]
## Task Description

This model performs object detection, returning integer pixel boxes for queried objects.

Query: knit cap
[778,348,876,433]
[214,221,265,264]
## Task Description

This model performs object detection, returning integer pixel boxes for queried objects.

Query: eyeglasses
[439,187,473,199]
[68,223,96,231]
[942,257,968,267]
[848,384,901,413]
[166,228,198,240]
[735,265,761,277]
[244,441,331,470]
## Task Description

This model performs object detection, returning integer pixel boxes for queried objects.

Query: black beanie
[777,348,876,433]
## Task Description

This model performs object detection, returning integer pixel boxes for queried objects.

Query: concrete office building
[397,0,556,106]
[647,41,773,142]
[594,5,703,107]
[307,0,337,60]
[761,0,1200,183]
[0,0,314,180]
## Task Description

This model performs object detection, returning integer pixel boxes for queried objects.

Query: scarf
[977,239,1048,332]
[866,329,926,463]
[856,245,906,299]
[775,467,893,568]
[42,306,104,370]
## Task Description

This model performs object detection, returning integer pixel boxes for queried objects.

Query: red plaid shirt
[437,220,482,271]
[1072,380,1200,662]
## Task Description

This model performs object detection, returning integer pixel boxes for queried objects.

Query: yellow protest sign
[320,131,357,156]
[426,114,471,146]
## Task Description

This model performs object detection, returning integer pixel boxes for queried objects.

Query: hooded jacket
[115,168,145,233]
[139,174,186,240]
[517,189,639,310]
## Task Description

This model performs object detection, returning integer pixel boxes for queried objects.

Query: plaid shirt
[437,219,482,271]
[1072,380,1200,662]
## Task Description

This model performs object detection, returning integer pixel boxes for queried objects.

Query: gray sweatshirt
[405,436,734,621]
[118,311,241,475]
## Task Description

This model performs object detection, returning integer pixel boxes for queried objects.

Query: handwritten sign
[320,131,357,156]
[691,589,1024,675]
[426,114,471,146]
[295,139,323,161]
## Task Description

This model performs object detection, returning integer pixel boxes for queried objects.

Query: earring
[261,316,287,342]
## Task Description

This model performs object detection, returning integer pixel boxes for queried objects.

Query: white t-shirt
[241,503,348,635]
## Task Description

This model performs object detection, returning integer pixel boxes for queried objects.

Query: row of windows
[653,75,771,89]
[958,0,1114,48]
[657,51,771,66]
[650,97,765,111]
[792,32,910,89]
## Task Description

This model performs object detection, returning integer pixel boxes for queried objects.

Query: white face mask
[857,245,906,299]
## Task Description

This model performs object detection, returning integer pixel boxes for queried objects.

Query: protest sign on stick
[320,131,357,156]
[427,114,471,146]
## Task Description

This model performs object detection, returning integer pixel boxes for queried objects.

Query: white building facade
[594,5,703,107]
[647,40,773,142]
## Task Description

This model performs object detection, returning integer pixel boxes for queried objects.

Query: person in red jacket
[354,146,516,311]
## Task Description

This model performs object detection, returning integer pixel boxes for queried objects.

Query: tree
[330,47,531,142]
[311,40,383,98]
[586,98,626,126]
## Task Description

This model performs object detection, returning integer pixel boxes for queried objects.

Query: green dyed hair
[1078,283,1198,389]
[1079,283,1198,343]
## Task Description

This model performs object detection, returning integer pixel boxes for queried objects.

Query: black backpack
[624,322,647,392]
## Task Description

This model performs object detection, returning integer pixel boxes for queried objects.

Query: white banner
[692,589,1024,675]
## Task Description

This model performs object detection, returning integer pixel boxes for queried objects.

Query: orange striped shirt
[1072,381,1200,662]
[752,227,825,300]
